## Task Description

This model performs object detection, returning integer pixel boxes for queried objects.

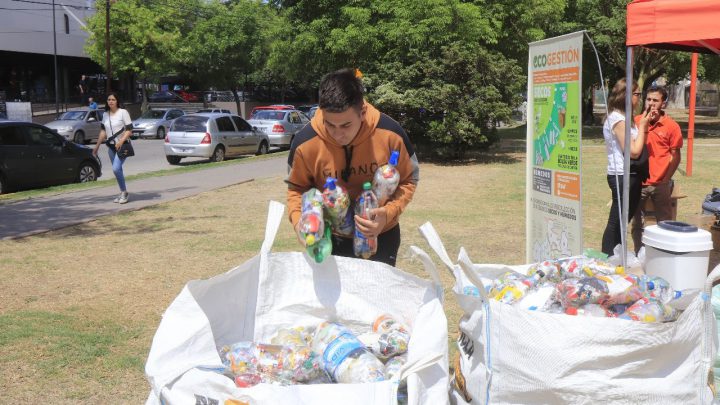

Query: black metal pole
[52,0,59,114]
[105,0,111,95]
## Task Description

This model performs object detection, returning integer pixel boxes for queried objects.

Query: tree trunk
[141,78,149,114]
[716,84,720,118]
[231,85,242,118]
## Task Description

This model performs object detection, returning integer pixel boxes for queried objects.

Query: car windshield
[172,116,208,132]
[252,111,286,120]
[196,109,213,113]
[59,111,87,120]
[141,110,166,119]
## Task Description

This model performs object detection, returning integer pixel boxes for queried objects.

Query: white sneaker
[118,192,129,204]
[113,193,123,203]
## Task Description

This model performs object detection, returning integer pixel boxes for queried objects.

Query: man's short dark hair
[318,68,364,113]
[647,85,668,102]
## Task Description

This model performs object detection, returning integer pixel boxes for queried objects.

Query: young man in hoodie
[286,68,420,266]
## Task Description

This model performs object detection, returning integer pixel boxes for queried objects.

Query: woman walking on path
[600,79,655,255]
[92,92,133,204]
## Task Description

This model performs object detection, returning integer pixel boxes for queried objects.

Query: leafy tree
[174,0,275,112]
[84,0,188,110]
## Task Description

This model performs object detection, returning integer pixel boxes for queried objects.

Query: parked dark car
[148,91,184,103]
[0,121,101,193]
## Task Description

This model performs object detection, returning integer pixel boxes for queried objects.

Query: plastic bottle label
[322,331,364,376]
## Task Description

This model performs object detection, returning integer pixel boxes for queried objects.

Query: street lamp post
[104,0,112,95]
[52,0,59,115]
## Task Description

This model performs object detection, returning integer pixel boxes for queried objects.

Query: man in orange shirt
[286,68,420,265]
[631,85,683,253]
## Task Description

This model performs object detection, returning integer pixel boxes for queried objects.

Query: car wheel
[74,130,85,144]
[156,127,165,140]
[210,145,225,162]
[77,162,98,183]
[256,140,269,156]
[0,172,6,194]
[166,155,182,165]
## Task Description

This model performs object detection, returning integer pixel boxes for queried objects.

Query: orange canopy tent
[614,0,720,266]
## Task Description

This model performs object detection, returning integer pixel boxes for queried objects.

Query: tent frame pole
[622,46,634,269]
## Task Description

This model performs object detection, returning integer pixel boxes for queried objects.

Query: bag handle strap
[702,262,720,402]
[458,247,489,303]
[261,201,285,256]
[395,351,445,382]
[418,222,456,275]
[407,245,442,287]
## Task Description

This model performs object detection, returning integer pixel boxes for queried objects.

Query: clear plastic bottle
[598,274,645,305]
[372,150,400,206]
[619,297,678,323]
[311,321,385,383]
[353,182,378,259]
[300,188,332,263]
[322,177,353,237]
[299,188,325,246]
[666,289,701,311]
[644,276,677,303]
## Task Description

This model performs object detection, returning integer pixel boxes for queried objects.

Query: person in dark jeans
[600,79,654,255]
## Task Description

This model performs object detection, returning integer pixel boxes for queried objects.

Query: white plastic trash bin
[643,220,713,291]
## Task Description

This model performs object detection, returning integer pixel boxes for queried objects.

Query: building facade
[0,0,128,106]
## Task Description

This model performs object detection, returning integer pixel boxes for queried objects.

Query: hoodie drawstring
[341,145,354,183]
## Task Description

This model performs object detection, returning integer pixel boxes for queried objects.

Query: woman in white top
[92,92,133,204]
[601,79,655,255]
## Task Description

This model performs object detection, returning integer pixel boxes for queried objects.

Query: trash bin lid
[642,221,713,252]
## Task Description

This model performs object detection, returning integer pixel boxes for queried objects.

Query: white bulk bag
[145,201,449,405]
[419,222,718,405]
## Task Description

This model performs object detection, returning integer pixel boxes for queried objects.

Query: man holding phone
[631,85,683,252]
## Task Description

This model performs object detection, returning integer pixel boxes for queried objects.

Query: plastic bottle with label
[597,274,645,306]
[311,321,385,384]
[353,182,378,259]
[372,150,400,206]
[322,177,354,237]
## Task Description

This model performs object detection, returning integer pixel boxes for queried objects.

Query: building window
[64,14,69,34]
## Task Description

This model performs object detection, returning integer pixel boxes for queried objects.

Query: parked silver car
[132,108,185,139]
[164,113,269,165]
[45,109,104,144]
[247,109,309,148]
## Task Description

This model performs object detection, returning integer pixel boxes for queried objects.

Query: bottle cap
[647,281,655,291]
[389,150,399,166]
[306,234,316,245]
[363,182,371,190]
[565,307,578,316]
[324,177,337,190]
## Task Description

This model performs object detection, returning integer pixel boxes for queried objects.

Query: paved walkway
[0,156,287,240]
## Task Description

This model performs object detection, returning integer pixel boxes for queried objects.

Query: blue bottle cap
[389,150,399,166]
[325,177,337,190]
[647,281,655,291]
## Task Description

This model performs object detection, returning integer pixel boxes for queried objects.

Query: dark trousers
[601,174,642,255]
[332,225,401,266]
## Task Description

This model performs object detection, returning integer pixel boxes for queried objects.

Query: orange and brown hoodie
[286,101,420,235]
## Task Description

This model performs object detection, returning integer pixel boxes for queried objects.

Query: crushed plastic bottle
[556,277,610,311]
[220,341,326,386]
[667,289,701,311]
[619,297,678,323]
[565,303,611,317]
[299,188,332,263]
[596,274,645,306]
[353,182,378,259]
[322,177,354,237]
[372,150,400,206]
[369,314,411,360]
[384,355,407,381]
[311,321,385,383]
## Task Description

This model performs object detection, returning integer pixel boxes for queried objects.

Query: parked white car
[247,109,309,148]
[45,109,104,144]
[164,113,269,164]
[132,108,184,139]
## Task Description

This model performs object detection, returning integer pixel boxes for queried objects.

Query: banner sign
[526,31,583,262]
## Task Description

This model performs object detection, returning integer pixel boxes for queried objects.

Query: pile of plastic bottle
[297,150,401,262]
[218,314,411,396]
[462,255,699,323]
